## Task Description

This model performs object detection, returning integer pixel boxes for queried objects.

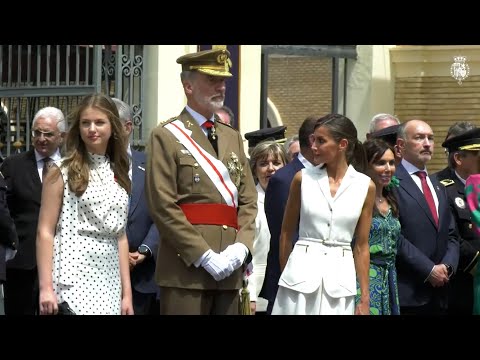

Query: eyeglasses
[32,129,58,139]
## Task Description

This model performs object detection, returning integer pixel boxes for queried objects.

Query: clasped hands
[200,243,248,281]
[428,264,450,287]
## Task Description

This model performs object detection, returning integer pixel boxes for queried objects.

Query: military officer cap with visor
[442,127,480,152]
[176,46,233,77]
[244,126,287,148]
[370,124,400,147]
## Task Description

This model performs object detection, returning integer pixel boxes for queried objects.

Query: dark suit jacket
[127,150,161,295]
[259,156,304,303]
[395,163,459,308]
[0,175,18,282]
[0,149,42,270]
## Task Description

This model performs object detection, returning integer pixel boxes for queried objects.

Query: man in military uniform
[432,124,480,314]
[145,47,258,315]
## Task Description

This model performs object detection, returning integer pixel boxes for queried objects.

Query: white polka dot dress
[52,153,128,315]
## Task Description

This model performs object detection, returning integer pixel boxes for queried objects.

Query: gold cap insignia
[176,47,233,77]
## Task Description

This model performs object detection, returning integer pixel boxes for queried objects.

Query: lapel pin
[194,174,200,183]
[138,166,145,171]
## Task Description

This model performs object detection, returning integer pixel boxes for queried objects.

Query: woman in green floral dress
[356,139,400,315]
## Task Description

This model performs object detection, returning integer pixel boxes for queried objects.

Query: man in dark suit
[0,172,18,315]
[259,115,319,314]
[395,119,459,315]
[112,98,161,315]
[366,113,400,139]
[0,106,65,314]
[432,124,480,314]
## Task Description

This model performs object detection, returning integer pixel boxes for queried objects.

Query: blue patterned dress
[356,209,400,315]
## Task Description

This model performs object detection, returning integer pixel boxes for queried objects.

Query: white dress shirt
[34,149,61,183]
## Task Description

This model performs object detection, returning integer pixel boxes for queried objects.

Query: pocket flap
[278,246,322,294]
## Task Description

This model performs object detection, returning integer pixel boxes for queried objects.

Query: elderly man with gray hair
[284,135,300,162]
[366,113,400,139]
[111,97,161,315]
[1,106,65,315]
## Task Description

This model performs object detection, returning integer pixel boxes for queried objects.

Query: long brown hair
[63,93,131,197]
[363,138,399,218]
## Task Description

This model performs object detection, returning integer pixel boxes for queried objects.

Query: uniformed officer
[370,124,402,165]
[145,47,258,315]
[432,125,480,314]
[244,126,287,156]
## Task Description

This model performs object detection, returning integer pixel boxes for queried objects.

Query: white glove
[221,243,249,271]
[200,250,235,281]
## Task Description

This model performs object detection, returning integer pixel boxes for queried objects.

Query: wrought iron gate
[0,45,145,158]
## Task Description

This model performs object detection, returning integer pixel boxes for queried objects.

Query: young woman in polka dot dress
[36,93,134,315]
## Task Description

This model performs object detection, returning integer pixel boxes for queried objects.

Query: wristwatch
[138,244,152,258]
[445,264,453,277]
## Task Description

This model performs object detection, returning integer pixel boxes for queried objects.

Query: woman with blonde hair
[248,140,287,314]
[36,93,134,315]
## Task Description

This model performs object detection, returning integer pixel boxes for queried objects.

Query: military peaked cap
[244,126,287,148]
[442,127,480,151]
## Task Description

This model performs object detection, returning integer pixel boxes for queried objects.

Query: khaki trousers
[160,287,239,315]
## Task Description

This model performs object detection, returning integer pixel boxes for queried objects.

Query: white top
[401,159,439,216]
[299,165,370,246]
[52,153,129,314]
[247,183,270,312]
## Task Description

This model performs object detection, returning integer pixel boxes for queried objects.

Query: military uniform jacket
[433,167,480,272]
[145,109,258,290]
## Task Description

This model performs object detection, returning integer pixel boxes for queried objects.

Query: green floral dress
[356,209,400,315]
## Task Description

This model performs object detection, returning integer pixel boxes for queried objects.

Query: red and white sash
[165,120,238,208]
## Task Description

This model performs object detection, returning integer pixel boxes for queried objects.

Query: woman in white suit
[248,140,287,314]
[273,114,375,315]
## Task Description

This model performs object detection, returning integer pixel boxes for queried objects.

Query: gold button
[469,223,473,229]
[177,253,181,257]
[223,225,228,230]
[194,162,199,168]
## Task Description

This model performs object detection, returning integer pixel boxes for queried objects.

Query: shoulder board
[159,117,177,127]
[440,179,455,187]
